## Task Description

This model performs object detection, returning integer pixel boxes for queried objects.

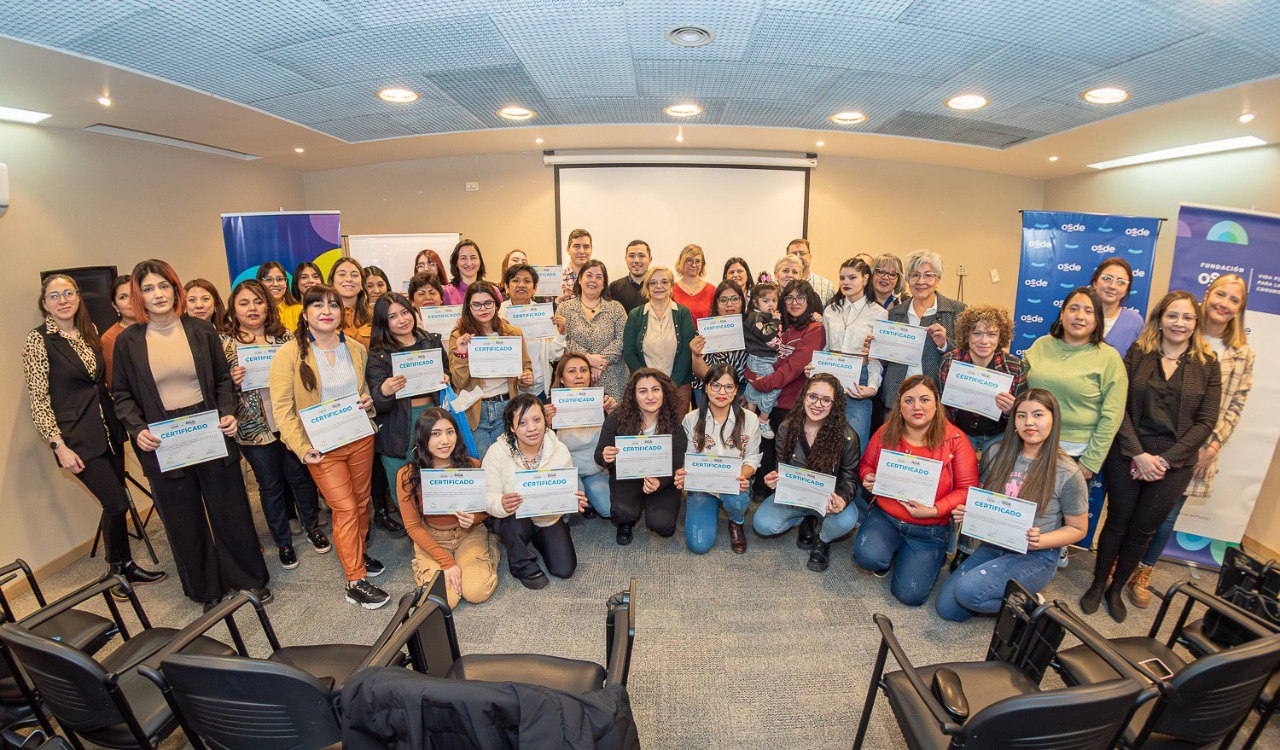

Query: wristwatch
[50,439,63,450]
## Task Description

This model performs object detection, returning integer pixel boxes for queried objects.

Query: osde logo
[1060,223,1086,232]
[1125,227,1151,237]
[1057,262,1081,272]
[1024,279,1049,288]
[1027,239,1052,249]
[1091,244,1115,254]
[1019,314,1044,323]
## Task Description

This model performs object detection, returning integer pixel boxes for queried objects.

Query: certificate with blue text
[419,305,462,338]
[872,449,943,506]
[941,361,1013,420]
[683,453,742,495]
[811,350,862,392]
[868,320,927,367]
[963,488,1036,554]
[504,303,557,340]
[774,462,836,515]
[697,315,746,354]
[533,265,564,298]
[151,409,228,472]
[236,344,281,391]
[615,434,672,480]
[514,468,580,518]
[391,349,446,398]
[550,388,605,428]
[469,336,523,378]
[299,393,374,454]
[421,468,487,514]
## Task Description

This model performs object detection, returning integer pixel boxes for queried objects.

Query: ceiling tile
[1145,0,1280,59]
[875,110,1046,148]
[322,0,515,29]
[800,69,943,129]
[490,3,636,98]
[636,60,843,102]
[764,0,915,19]
[548,96,728,124]
[307,112,418,141]
[138,0,355,52]
[249,77,457,124]
[908,44,1100,115]
[427,64,559,129]
[625,0,766,61]
[0,0,145,47]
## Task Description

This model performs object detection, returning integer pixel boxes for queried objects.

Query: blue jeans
[1142,495,1188,566]
[241,439,319,548]
[845,368,873,456]
[686,489,751,554]
[580,471,611,518]
[752,494,860,543]
[473,398,508,458]
[967,432,1004,457]
[935,544,1059,621]
[853,505,950,606]
[744,354,780,412]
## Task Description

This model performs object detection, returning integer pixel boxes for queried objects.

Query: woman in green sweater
[623,266,697,415]
[1023,287,1128,480]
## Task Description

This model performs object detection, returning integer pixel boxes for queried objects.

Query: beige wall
[0,122,304,574]
[1044,144,1280,554]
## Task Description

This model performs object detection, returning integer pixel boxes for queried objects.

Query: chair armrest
[353,586,425,672]
[1158,581,1276,643]
[18,576,127,630]
[1048,604,1151,684]
[365,598,443,670]
[872,613,964,735]
[136,593,269,680]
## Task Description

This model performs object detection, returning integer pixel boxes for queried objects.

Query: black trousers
[72,449,130,565]
[490,516,577,579]
[754,408,788,498]
[1096,440,1195,590]
[609,478,680,537]
[148,444,270,603]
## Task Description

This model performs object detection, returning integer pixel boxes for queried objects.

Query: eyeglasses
[1098,274,1130,288]
[806,393,834,407]
[718,295,741,305]
[469,300,496,311]
[261,276,287,284]
[874,269,899,278]
[707,381,737,394]
[784,294,807,304]
[44,290,79,302]
[909,271,939,282]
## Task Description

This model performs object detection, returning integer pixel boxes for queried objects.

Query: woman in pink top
[672,244,716,322]
[441,239,502,306]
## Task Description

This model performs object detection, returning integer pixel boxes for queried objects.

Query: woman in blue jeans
[545,352,616,518]
[818,257,886,455]
[674,364,762,554]
[936,389,1089,621]
[752,374,862,572]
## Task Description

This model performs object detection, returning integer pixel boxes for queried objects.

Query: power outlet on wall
[956,264,968,277]
[990,268,1001,283]
[465,181,479,192]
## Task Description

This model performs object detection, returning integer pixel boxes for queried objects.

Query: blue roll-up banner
[221,211,343,288]
[1013,211,1162,549]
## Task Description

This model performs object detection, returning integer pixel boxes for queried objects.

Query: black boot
[1103,584,1128,623]
[796,516,818,550]
[1079,577,1107,614]
[616,523,634,546]
[807,540,831,572]
[373,507,406,538]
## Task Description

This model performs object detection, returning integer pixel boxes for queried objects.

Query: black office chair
[1055,580,1280,749]
[372,578,636,694]
[852,582,1146,750]
[0,576,236,750]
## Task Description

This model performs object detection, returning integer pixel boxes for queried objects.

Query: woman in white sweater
[544,352,617,519]
[820,257,887,452]
[484,393,588,589]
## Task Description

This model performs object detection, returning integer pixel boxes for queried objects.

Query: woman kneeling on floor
[935,389,1088,621]
[397,407,500,607]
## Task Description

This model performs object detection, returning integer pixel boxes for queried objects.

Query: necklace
[582,298,602,314]
[516,441,544,469]
[1161,349,1183,362]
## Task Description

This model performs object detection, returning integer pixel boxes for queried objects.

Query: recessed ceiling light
[829,111,867,125]
[294,147,305,153]
[1088,135,1267,170]
[665,25,714,47]
[1239,113,1255,123]
[664,103,703,117]
[1081,87,1129,105]
[0,105,52,124]
[498,106,535,120]
[816,141,824,147]
[1049,155,1059,162]
[97,96,112,107]
[946,94,988,111]
[534,137,544,144]
[377,87,419,103]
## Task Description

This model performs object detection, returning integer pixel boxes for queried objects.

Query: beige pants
[411,524,501,608]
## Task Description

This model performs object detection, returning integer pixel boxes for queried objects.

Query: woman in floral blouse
[561,259,628,401]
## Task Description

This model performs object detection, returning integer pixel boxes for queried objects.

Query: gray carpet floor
[9,479,1280,750]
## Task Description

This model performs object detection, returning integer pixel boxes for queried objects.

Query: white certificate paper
[236,344,280,391]
[872,449,944,506]
[468,336,522,378]
[533,265,564,298]
[514,468,580,518]
[550,388,605,428]
[615,434,672,480]
[505,303,557,340]
[421,468,487,514]
[774,462,836,516]
[869,320,928,367]
[942,361,1014,421]
[963,487,1036,554]
[684,453,742,495]
[420,305,462,338]
[811,350,863,392]
[299,393,375,454]
[391,349,446,398]
[151,409,228,472]
[697,315,746,354]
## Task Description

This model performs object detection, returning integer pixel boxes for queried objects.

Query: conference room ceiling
[3,0,1279,151]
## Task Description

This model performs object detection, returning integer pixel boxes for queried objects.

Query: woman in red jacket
[854,374,979,605]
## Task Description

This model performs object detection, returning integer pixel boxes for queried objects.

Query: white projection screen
[555,165,809,287]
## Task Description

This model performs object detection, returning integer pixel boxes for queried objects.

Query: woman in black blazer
[111,260,270,607]
[23,274,165,588]
[1082,291,1221,622]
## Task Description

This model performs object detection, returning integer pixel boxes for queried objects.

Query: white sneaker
[759,424,775,440]
[1058,548,1070,569]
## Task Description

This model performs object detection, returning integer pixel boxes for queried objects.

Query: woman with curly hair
[752,374,862,571]
[936,305,1027,455]
[595,368,688,545]
[483,394,588,589]
[855,374,979,605]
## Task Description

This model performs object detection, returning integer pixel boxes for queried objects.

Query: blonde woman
[672,244,716,322]
[622,266,697,414]
[773,255,803,288]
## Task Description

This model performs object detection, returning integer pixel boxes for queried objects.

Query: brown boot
[1126,563,1154,609]
[728,521,747,554]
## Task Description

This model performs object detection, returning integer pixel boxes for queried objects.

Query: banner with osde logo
[1012,211,1162,549]
[1157,203,1280,568]
[221,211,343,289]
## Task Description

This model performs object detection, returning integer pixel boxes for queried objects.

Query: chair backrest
[605,579,635,687]
[0,624,128,739]
[957,678,1142,750]
[159,652,341,750]
[1146,631,1280,745]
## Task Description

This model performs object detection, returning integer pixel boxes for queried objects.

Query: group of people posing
[25,229,1253,624]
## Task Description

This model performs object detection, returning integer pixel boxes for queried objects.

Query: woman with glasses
[256,261,298,328]
[869,253,907,310]
[1090,258,1144,355]
[818,257,887,453]
[936,305,1027,456]
[690,280,749,385]
[414,249,449,284]
[449,281,534,458]
[561,259,628,401]
[25,275,166,590]
[623,266,697,414]
[672,244,716,322]
[100,275,136,389]
[752,374,861,571]
[674,364,761,554]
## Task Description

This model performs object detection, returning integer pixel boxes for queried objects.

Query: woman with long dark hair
[690,280,748,386]
[545,352,616,519]
[327,256,369,342]
[722,257,754,297]
[289,262,324,315]
[414,248,449,285]
[221,280,328,570]
[449,281,534,457]
[362,265,390,308]
[936,389,1088,621]
[443,239,500,306]
[819,257,886,452]
[113,259,268,607]
[256,260,298,325]
[397,407,499,607]
[595,368,688,545]
[100,274,136,389]
[561,259,628,400]
[484,394,588,589]
[752,374,861,571]
[25,274,165,590]
[855,374,979,605]
[184,278,227,331]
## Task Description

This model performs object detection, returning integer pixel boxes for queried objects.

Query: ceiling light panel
[946,94,987,110]
[665,25,714,47]
[1080,87,1128,104]
[625,2,765,60]
[1087,136,1267,169]
[0,105,52,124]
